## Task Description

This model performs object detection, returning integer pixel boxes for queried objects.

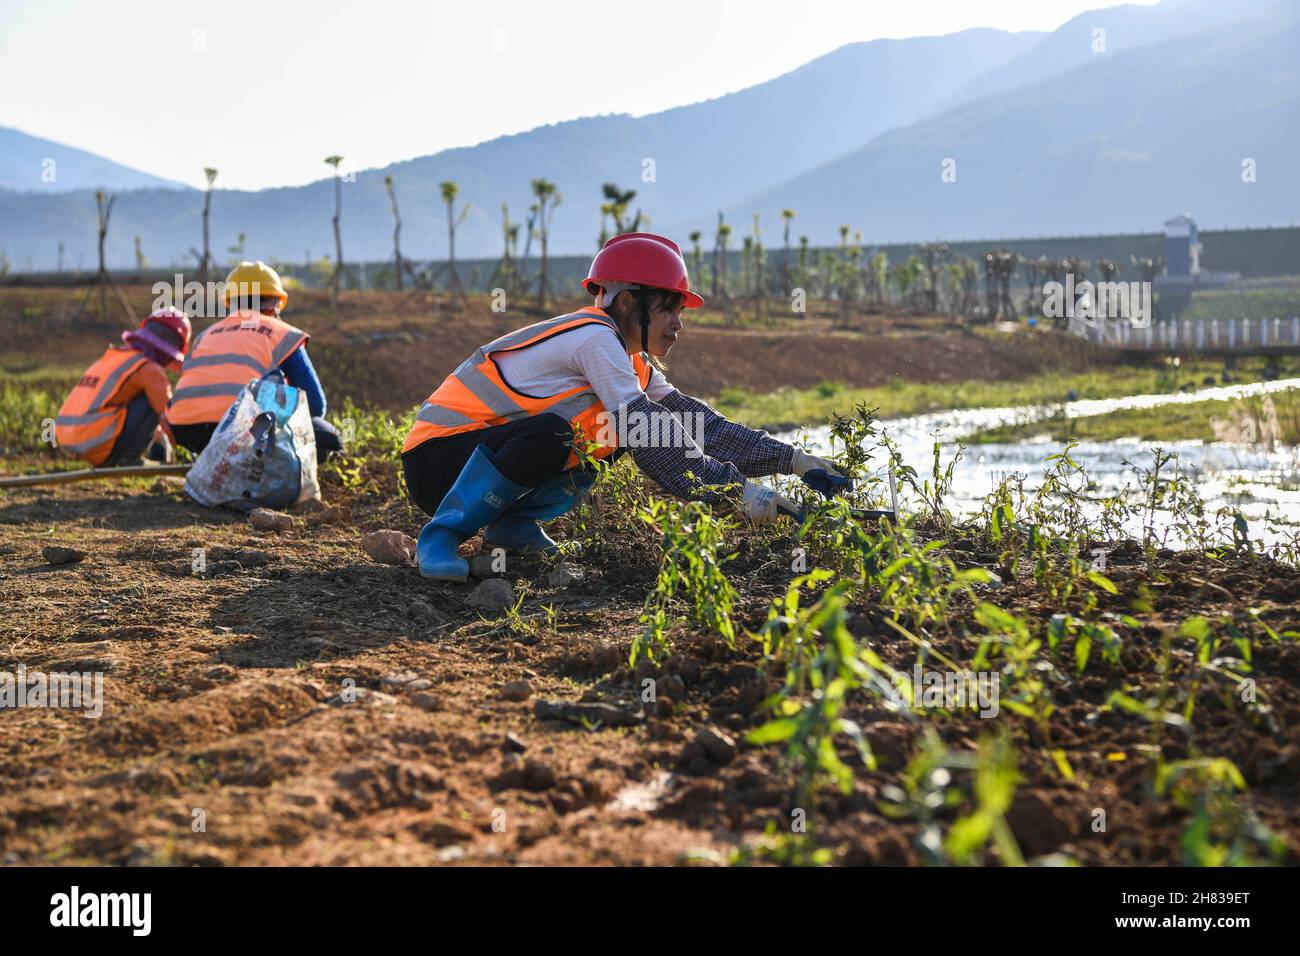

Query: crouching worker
[401,232,851,582]
[54,307,190,466]
[165,260,343,463]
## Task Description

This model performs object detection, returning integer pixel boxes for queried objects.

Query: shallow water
[780,377,1300,550]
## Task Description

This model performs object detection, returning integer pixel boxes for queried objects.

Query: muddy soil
[1,476,1296,866]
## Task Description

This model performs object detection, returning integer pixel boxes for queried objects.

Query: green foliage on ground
[575,404,1297,866]
[1181,284,1300,324]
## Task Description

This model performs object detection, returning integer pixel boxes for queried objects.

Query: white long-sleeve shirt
[494,323,794,500]
[495,324,674,409]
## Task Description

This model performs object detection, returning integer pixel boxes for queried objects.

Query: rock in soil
[503,732,528,754]
[249,508,294,532]
[209,547,274,568]
[413,820,475,847]
[467,578,515,614]
[546,562,584,588]
[327,687,396,707]
[294,498,343,524]
[410,692,439,711]
[686,755,716,776]
[468,554,500,579]
[501,679,532,702]
[407,600,445,626]
[360,530,416,566]
[493,754,556,792]
[533,698,645,728]
[380,670,419,687]
[41,546,85,566]
[695,727,737,765]
[659,674,686,698]
[524,759,556,790]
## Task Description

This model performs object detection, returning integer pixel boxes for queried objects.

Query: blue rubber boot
[417,446,531,582]
[483,469,596,555]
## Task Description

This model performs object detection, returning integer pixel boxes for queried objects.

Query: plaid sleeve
[614,395,747,504]
[658,389,794,477]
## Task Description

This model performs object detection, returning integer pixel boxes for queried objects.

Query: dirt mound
[1,285,1109,416]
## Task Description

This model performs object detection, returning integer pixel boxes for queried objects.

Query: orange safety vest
[403,307,652,469]
[166,311,308,426]
[54,347,150,465]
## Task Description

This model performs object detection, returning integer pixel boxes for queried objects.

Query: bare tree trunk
[719,237,730,324]
[386,178,403,291]
[712,211,723,300]
[446,199,462,309]
[534,193,554,312]
[96,192,114,323]
[332,174,344,306]
[201,188,212,286]
[782,225,790,297]
[521,208,537,297]
[489,205,516,298]
[720,288,739,326]
[537,226,549,312]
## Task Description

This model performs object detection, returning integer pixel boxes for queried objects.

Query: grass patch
[0,367,79,459]
[1182,283,1300,324]
[965,389,1300,445]
[710,358,1284,430]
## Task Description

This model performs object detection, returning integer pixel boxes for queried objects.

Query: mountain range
[0,125,190,195]
[0,0,1294,272]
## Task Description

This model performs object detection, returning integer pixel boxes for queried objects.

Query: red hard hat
[583,233,705,309]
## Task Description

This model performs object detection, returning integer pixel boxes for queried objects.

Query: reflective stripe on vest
[54,347,147,465]
[402,308,652,468]
[166,311,307,425]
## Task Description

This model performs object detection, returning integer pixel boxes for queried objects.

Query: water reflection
[783,377,1300,549]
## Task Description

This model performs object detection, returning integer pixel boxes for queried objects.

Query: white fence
[1070,316,1300,352]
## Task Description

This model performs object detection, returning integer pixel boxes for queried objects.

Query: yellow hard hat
[223,260,288,310]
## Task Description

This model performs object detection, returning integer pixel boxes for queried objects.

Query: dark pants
[104,395,160,466]
[402,413,577,517]
[171,416,344,464]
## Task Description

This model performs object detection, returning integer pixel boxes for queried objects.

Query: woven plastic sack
[184,375,319,510]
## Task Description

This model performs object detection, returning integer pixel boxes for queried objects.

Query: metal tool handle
[0,463,192,489]
[852,508,897,523]
[778,504,897,524]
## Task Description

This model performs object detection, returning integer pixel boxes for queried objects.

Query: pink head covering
[122,324,185,366]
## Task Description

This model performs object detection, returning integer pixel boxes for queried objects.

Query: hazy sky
[0,0,1159,190]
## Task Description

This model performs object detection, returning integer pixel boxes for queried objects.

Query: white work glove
[790,448,852,498]
[145,427,174,464]
[742,481,802,526]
